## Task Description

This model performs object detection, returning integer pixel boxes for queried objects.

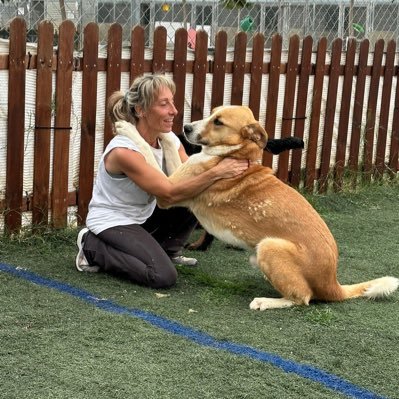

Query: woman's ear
[134,105,144,118]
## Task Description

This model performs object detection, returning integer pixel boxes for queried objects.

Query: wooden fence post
[375,39,396,178]
[103,23,122,148]
[348,39,369,187]
[363,39,384,182]
[248,33,265,120]
[318,37,342,193]
[51,20,75,228]
[152,26,167,74]
[32,20,54,229]
[277,34,299,183]
[231,32,247,106]
[290,35,313,188]
[263,34,282,167]
[77,22,99,226]
[305,37,327,192]
[5,17,26,233]
[334,37,356,190]
[210,30,228,110]
[389,62,399,175]
[130,26,145,84]
[172,28,188,136]
[191,30,208,123]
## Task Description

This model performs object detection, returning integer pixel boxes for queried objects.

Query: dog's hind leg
[250,237,313,310]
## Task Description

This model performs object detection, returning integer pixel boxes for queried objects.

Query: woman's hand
[211,158,250,180]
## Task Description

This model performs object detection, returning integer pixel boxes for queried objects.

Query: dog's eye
[214,118,224,126]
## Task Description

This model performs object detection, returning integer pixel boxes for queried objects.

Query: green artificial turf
[1,182,398,398]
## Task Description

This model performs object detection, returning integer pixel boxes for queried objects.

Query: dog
[185,136,305,251]
[116,106,399,310]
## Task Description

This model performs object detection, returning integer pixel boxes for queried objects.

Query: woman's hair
[107,74,176,124]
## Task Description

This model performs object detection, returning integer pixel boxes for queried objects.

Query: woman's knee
[148,265,177,289]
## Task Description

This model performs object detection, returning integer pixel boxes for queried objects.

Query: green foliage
[220,0,248,10]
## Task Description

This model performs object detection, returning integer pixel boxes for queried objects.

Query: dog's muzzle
[183,123,204,145]
[183,124,196,143]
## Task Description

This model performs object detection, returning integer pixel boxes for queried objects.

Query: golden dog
[116,106,399,310]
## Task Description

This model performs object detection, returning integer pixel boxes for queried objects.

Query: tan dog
[116,106,399,310]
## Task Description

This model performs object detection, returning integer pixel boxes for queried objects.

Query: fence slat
[263,34,282,167]
[104,23,122,148]
[248,33,265,120]
[290,35,313,187]
[191,30,208,123]
[51,20,75,228]
[277,35,299,182]
[77,23,99,225]
[334,37,356,190]
[5,17,26,233]
[210,31,228,110]
[348,39,369,187]
[32,21,54,229]
[363,39,384,181]
[318,38,342,193]
[305,37,327,192]
[389,67,399,174]
[172,28,188,136]
[375,39,396,177]
[130,26,145,84]
[231,32,247,105]
[152,26,167,74]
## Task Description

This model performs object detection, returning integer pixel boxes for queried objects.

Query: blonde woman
[75,74,249,288]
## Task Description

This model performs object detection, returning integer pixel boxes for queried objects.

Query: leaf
[155,293,170,298]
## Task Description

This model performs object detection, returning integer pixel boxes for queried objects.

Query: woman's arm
[105,147,248,205]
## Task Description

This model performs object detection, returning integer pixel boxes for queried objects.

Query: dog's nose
[184,124,193,134]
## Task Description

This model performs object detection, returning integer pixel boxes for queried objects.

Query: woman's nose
[170,104,178,114]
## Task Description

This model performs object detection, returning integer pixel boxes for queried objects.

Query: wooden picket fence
[1,17,399,233]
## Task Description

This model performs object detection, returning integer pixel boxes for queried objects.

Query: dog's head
[183,106,268,157]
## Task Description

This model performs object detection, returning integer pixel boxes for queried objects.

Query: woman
[75,74,249,288]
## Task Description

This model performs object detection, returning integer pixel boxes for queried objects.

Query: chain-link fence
[1,0,399,49]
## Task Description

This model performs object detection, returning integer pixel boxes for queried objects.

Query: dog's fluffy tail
[340,276,399,300]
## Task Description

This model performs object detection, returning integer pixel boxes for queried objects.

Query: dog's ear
[241,123,268,149]
[210,105,223,115]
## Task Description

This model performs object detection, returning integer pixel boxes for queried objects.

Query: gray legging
[83,207,198,288]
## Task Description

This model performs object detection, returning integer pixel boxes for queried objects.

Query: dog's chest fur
[182,165,277,249]
[197,217,251,249]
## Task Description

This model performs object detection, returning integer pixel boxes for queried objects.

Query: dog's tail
[339,276,399,300]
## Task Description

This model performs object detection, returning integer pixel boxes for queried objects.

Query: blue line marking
[0,262,388,399]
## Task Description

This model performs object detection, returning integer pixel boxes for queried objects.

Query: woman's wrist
[206,167,221,182]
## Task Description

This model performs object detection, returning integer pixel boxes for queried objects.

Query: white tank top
[86,133,181,234]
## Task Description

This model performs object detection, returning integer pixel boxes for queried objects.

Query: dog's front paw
[249,297,294,310]
[249,297,269,311]
[249,255,258,268]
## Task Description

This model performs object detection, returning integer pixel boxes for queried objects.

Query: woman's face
[142,86,178,134]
